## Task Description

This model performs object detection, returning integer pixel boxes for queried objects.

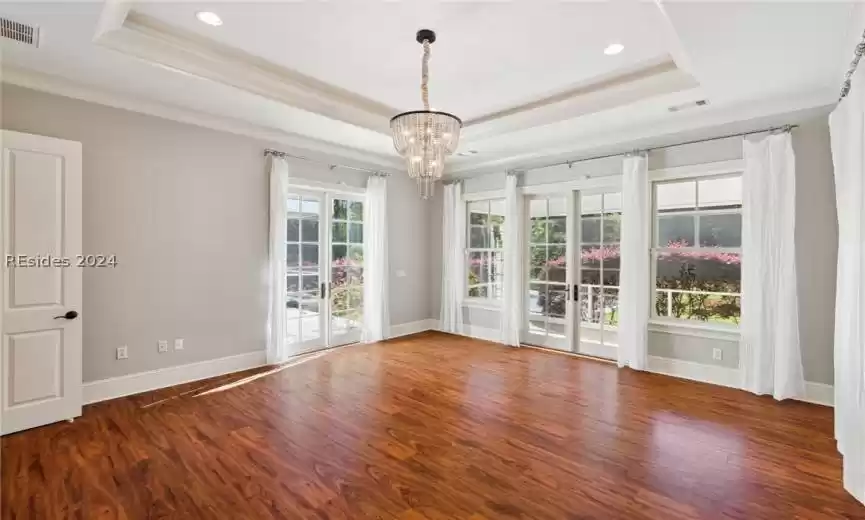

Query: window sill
[648,319,739,342]
[462,299,502,311]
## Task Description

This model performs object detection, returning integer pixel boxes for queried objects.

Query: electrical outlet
[174,338,184,351]
[116,345,128,360]
[158,340,169,353]
[712,348,723,361]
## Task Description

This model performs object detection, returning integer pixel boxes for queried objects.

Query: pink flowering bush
[538,239,740,323]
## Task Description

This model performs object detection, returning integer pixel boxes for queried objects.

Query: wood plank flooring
[2,332,863,519]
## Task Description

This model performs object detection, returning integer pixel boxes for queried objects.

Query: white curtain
[266,156,290,364]
[740,132,805,401]
[500,174,524,346]
[618,153,650,370]
[440,183,465,333]
[829,69,865,504]
[362,175,390,342]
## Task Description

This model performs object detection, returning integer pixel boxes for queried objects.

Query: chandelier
[390,29,462,199]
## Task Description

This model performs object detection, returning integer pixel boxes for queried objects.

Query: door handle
[53,310,79,320]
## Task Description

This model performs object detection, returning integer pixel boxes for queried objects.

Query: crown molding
[1,65,403,172]
[462,58,698,140]
[94,10,398,135]
[449,87,836,177]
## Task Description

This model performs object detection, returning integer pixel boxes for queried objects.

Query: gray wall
[792,119,837,384]
[1,85,434,382]
[430,117,837,384]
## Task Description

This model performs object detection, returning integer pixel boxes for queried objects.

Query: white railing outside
[654,287,739,317]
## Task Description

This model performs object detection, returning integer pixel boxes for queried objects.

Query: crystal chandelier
[390,29,462,199]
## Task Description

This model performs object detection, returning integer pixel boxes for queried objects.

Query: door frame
[286,181,365,355]
[520,176,622,357]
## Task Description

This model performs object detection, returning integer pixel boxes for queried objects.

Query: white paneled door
[1,131,83,435]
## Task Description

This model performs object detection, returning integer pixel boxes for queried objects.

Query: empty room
[1,1,864,518]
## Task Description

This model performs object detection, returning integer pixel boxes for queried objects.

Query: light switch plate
[712,348,723,361]
[158,340,169,353]
[174,338,184,350]
[116,346,128,360]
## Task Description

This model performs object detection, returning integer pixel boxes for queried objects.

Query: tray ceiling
[0,1,856,176]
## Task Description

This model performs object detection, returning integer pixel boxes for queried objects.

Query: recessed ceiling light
[196,11,222,26]
[604,43,624,56]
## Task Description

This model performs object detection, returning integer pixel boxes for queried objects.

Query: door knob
[53,310,79,320]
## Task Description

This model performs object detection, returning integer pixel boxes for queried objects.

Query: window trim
[648,318,740,341]
[650,170,743,329]
[649,159,743,182]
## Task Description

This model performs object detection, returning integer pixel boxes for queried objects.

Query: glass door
[576,191,621,359]
[524,195,571,350]
[329,196,364,347]
[286,192,326,353]
[520,189,621,359]
[285,190,365,355]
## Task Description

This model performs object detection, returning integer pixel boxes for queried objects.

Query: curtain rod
[840,29,865,100]
[514,124,797,173]
[264,148,390,176]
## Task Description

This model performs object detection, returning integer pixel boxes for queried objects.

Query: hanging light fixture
[390,29,462,199]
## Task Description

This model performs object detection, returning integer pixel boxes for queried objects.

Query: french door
[286,189,364,355]
[525,194,571,350]
[522,189,621,359]
[576,191,621,360]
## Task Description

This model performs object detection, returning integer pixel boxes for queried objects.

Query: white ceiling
[136,0,674,120]
[0,1,857,177]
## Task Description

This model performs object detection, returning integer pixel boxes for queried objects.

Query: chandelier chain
[421,39,430,110]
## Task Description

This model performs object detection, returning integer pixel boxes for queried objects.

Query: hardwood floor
[3,332,863,519]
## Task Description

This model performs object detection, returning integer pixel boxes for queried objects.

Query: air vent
[668,99,709,113]
[0,17,38,47]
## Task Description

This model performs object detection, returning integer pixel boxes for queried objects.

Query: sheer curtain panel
[500,174,524,346]
[362,175,390,342]
[267,156,290,364]
[440,183,465,334]
[829,64,865,504]
[617,154,650,370]
[740,132,805,401]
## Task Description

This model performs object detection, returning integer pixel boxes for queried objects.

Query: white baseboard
[82,351,267,405]
[438,320,834,407]
[802,381,834,407]
[84,322,834,408]
[646,356,742,389]
[389,319,438,339]
[83,319,437,404]
[464,324,501,342]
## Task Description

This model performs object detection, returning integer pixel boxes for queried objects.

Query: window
[652,175,742,324]
[467,199,505,300]
[579,192,621,329]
